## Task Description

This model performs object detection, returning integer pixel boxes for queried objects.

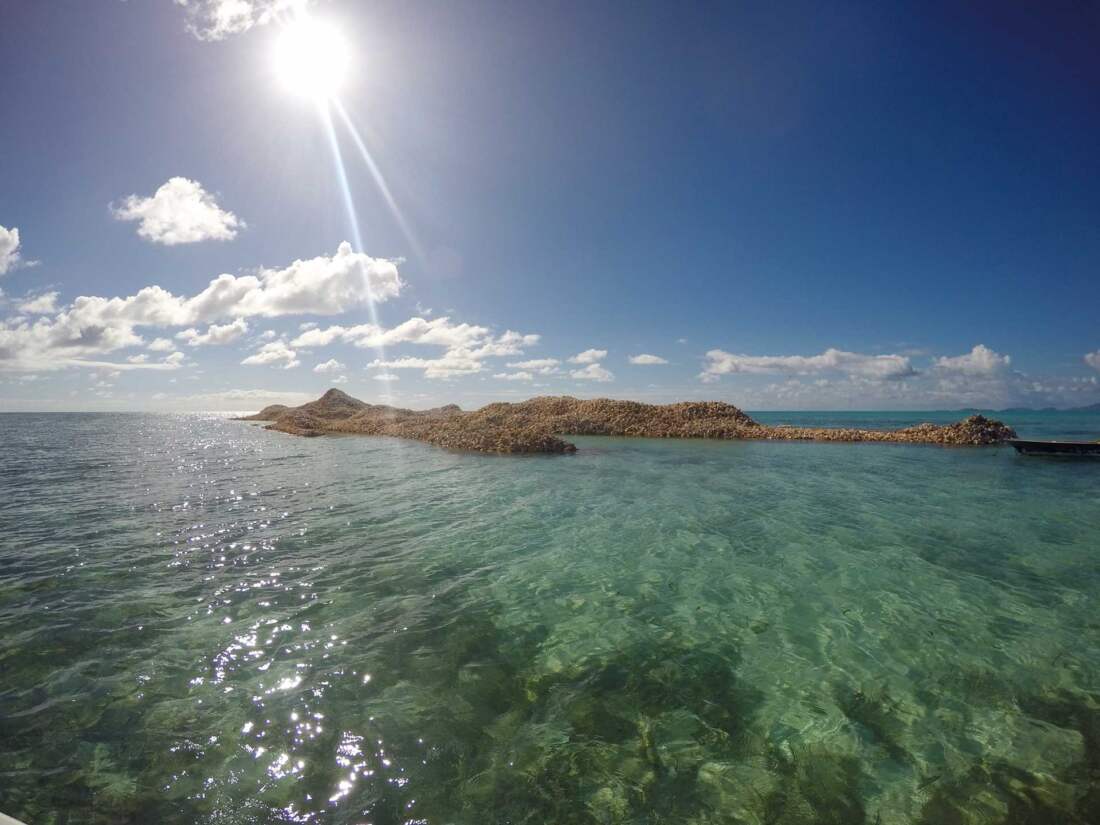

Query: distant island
[949,404,1100,413]
[236,389,1017,454]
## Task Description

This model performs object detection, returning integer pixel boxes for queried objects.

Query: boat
[1008,439,1100,457]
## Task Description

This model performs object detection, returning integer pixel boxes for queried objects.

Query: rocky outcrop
[237,390,1017,454]
[746,414,1016,446]
[896,415,1017,445]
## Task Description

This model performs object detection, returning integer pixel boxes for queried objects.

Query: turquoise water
[1,411,1098,824]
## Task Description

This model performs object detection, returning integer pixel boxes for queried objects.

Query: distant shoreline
[3,404,1096,415]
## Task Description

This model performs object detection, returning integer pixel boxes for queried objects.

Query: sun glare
[273,17,350,99]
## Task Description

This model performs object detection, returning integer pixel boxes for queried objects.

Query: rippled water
[1,411,1098,824]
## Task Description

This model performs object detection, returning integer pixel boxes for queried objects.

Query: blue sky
[1,0,1098,410]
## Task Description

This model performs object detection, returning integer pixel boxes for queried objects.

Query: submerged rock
[237,390,1017,454]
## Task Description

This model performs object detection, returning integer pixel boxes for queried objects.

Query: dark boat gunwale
[1008,438,1100,456]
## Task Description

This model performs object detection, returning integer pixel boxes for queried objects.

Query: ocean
[1,410,1098,824]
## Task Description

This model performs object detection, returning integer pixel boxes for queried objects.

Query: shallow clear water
[1,411,1098,824]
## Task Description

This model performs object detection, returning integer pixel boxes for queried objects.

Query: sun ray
[318,100,394,401]
[334,99,425,266]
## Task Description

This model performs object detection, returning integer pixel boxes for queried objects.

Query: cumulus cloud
[934,344,1011,374]
[147,337,177,352]
[300,316,541,380]
[494,371,534,381]
[176,0,308,41]
[701,348,915,383]
[569,348,607,365]
[629,353,668,365]
[507,358,561,374]
[0,243,400,371]
[571,363,614,382]
[25,353,187,373]
[313,358,345,374]
[191,245,401,319]
[241,340,299,369]
[112,177,243,245]
[176,317,248,347]
[153,388,317,410]
[1084,351,1100,373]
[370,352,485,379]
[0,225,36,275]
[17,291,58,314]
[716,341,1098,409]
[471,330,541,359]
[0,226,21,274]
[372,373,399,381]
[293,316,486,351]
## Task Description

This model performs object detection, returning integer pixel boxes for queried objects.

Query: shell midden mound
[235,389,1017,455]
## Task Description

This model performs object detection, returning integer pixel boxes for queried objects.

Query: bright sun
[273,17,350,99]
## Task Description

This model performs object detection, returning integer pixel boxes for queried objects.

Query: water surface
[1,411,1098,824]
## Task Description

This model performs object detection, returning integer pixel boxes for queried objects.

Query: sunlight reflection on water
[0,412,1098,824]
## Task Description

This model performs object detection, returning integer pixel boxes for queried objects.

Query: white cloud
[127,354,148,364]
[18,352,187,374]
[569,348,607,365]
[494,371,534,381]
[0,243,401,371]
[0,225,37,275]
[112,177,243,245]
[147,337,177,352]
[571,363,614,382]
[154,387,317,410]
[370,352,484,379]
[191,243,402,318]
[701,348,915,383]
[17,291,58,314]
[176,0,308,41]
[372,373,399,381]
[1084,351,1100,373]
[629,353,668,365]
[302,316,541,380]
[293,316,493,351]
[176,317,248,347]
[290,324,366,348]
[241,341,299,369]
[507,358,560,374]
[313,358,345,374]
[934,344,1011,374]
[0,226,21,275]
